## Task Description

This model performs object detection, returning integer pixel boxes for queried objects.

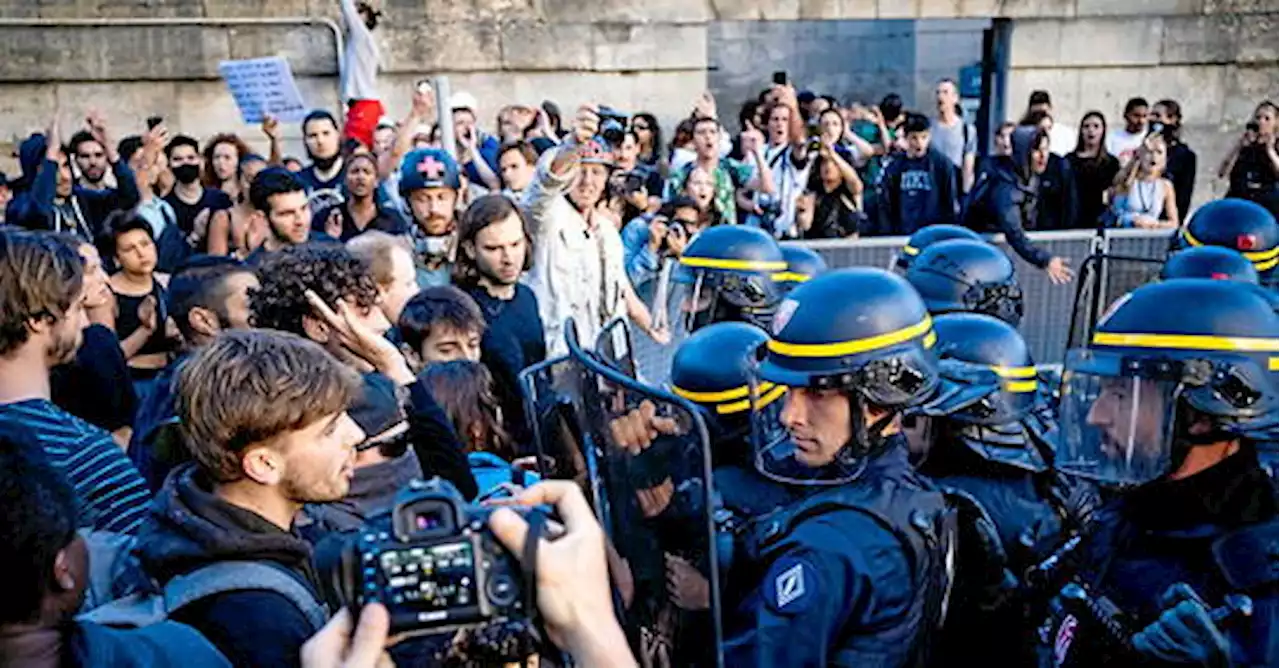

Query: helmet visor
[748,380,865,486]
[1058,349,1179,486]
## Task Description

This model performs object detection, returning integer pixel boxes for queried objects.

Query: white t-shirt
[1049,123,1077,157]
[1107,128,1146,165]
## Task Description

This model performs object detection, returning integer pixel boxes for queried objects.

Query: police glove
[1131,584,1230,668]
[1049,472,1100,532]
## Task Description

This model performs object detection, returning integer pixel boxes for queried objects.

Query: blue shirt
[0,398,150,534]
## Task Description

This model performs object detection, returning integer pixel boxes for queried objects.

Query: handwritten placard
[218,56,309,124]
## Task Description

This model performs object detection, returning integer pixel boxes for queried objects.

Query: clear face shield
[1057,349,1180,487]
[679,270,780,335]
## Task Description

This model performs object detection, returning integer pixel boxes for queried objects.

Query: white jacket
[519,153,628,358]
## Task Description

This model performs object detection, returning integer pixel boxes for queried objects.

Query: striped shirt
[0,399,151,534]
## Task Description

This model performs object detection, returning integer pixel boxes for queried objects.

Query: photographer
[1220,101,1279,217]
[300,482,637,668]
[622,195,699,290]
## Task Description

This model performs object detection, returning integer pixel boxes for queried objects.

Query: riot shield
[594,317,638,379]
[1066,253,1164,356]
[566,320,724,668]
[518,355,589,482]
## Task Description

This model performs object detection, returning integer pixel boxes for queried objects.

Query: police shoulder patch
[763,555,818,615]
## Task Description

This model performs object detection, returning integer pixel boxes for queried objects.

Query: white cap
[449,91,479,112]
[375,116,396,130]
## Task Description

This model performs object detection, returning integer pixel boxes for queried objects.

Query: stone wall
[0,0,1275,206]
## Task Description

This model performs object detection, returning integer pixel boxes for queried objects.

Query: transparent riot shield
[566,320,724,668]
[594,317,639,380]
[517,355,590,483]
[1066,253,1165,355]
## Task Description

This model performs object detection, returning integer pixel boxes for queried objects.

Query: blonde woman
[1108,134,1179,229]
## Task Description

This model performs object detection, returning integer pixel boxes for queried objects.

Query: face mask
[311,153,341,172]
[172,164,201,185]
[418,234,452,258]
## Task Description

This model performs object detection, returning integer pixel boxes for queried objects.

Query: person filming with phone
[1219,101,1279,218]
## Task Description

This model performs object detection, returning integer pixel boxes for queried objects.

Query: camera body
[332,478,537,637]
[597,106,630,147]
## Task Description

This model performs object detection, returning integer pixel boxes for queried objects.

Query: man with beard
[63,110,141,232]
[131,329,364,668]
[312,152,407,242]
[244,167,319,265]
[398,147,463,287]
[8,115,140,241]
[163,135,234,252]
[0,231,150,534]
[296,110,347,199]
[128,255,260,491]
[250,243,478,499]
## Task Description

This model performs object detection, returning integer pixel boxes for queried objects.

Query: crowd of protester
[0,1,1277,665]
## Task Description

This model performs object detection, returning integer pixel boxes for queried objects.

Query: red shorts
[344,99,385,150]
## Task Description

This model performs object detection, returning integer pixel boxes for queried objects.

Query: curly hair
[249,242,380,336]
[202,133,253,188]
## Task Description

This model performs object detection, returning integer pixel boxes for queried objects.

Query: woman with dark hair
[1022,110,1079,230]
[1067,110,1121,228]
[420,360,515,461]
[201,134,253,197]
[106,210,173,395]
[800,146,865,239]
[631,112,665,175]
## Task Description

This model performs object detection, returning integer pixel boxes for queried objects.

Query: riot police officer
[893,223,983,273]
[1161,245,1260,284]
[678,224,786,332]
[774,245,828,296]
[1173,198,1279,286]
[905,238,1025,326]
[1043,278,1278,667]
[723,268,952,666]
[908,312,1093,664]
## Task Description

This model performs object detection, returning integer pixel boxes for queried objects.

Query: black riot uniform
[908,313,1095,665]
[893,223,984,273]
[677,225,787,332]
[905,238,1025,326]
[1042,278,1279,667]
[1172,198,1279,286]
[722,268,954,667]
[774,245,828,296]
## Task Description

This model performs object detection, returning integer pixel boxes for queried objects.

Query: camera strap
[522,510,546,615]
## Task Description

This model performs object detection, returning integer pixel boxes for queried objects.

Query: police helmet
[1161,245,1259,284]
[679,225,787,331]
[774,245,828,295]
[1058,278,1279,487]
[905,239,1024,326]
[670,322,785,466]
[1175,199,1279,281]
[756,268,941,483]
[910,313,1048,472]
[894,224,983,273]
[399,148,461,195]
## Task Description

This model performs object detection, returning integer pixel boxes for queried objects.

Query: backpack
[78,532,329,634]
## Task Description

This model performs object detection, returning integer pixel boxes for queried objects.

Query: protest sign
[218,56,309,124]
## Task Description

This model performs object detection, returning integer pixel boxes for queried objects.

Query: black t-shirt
[163,188,234,246]
[805,183,862,239]
[1229,141,1279,197]
[312,203,410,242]
[1067,152,1121,228]
[296,163,346,195]
[49,324,136,432]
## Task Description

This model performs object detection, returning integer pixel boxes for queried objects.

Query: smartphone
[1247,121,1260,134]
[146,115,163,130]
[772,71,788,86]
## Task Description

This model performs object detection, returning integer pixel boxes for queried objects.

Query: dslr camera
[597,106,630,147]
[326,478,546,640]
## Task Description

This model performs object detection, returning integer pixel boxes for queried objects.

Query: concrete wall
[707,19,988,118]
[0,0,1275,206]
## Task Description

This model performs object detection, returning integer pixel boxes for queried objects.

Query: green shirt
[664,157,754,223]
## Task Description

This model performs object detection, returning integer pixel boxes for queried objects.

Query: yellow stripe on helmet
[1092,332,1280,353]
[1270,357,1279,371]
[679,256,788,272]
[718,384,788,414]
[768,317,934,358]
[672,382,776,404]
[771,271,813,283]
[1003,379,1038,393]
[1183,228,1279,263]
[901,244,920,256]
[990,365,1037,379]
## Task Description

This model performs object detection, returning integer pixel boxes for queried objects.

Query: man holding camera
[521,104,666,357]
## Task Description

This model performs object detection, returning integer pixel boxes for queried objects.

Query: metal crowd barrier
[793,228,1178,367]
